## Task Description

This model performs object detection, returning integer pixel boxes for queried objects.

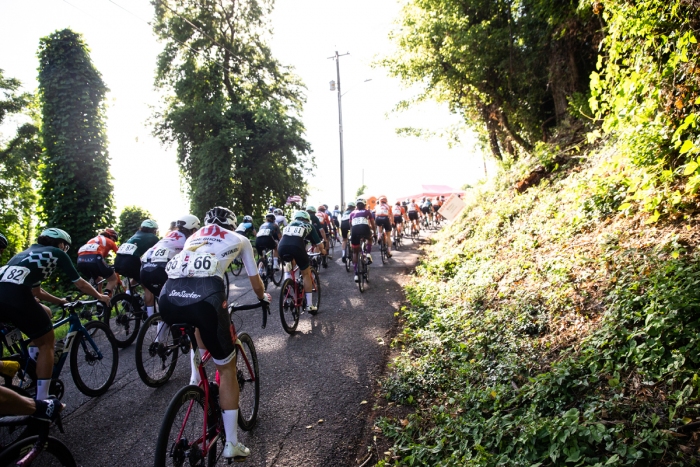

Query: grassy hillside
[376,141,700,466]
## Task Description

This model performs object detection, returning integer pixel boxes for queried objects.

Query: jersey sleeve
[57,250,81,282]
[308,224,322,245]
[107,238,118,254]
[239,238,259,277]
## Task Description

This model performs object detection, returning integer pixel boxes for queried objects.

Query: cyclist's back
[114,220,160,280]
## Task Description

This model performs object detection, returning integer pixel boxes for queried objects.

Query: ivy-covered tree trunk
[37,29,114,255]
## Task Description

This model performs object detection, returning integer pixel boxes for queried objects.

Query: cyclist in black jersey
[255,213,282,270]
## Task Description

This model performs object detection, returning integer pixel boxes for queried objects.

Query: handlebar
[228,300,271,329]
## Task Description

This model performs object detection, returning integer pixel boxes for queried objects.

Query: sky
[0,0,491,229]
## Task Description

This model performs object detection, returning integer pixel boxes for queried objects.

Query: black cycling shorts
[375,216,393,232]
[394,216,404,224]
[350,224,372,247]
[408,211,419,221]
[433,205,440,212]
[278,239,310,271]
[159,277,233,362]
[140,262,168,297]
[77,254,115,281]
[0,284,53,340]
[420,207,430,214]
[255,237,277,259]
[340,220,351,240]
[114,254,141,280]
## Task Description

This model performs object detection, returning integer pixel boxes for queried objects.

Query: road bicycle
[1,300,118,399]
[278,256,321,334]
[0,410,76,466]
[393,224,403,251]
[153,300,266,466]
[257,248,282,290]
[377,230,392,264]
[106,278,148,348]
[356,238,371,293]
[344,235,352,273]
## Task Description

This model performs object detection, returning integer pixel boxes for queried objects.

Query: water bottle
[54,340,64,364]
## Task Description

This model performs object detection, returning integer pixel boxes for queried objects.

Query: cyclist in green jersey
[115,219,160,304]
[0,228,110,400]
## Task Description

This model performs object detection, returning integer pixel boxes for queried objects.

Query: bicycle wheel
[69,320,118,397]
[279,279,300,334]
[358,259,365,293]
[135,313,179,388]
[258,259,269,290]
[308,270,321,315]
[154,385,220,467]
[235,333,260,431]
[106,293,141,348]
[344,244,351,272]
[231,258,243,277]
[380,238,387,264]
[0,435,77,466]
[269,260,282,287]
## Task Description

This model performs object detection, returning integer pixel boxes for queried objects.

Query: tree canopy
[151,0,313,218]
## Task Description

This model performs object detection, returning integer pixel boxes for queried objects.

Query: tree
[117,206,153,239]
[0,70,41,262]
[151,0,313,219]
[37,29,115,255]
[355,184,367,198]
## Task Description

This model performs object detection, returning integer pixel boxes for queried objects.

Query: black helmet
[265,213,275,221]
[204,206,237,230]
[0,231,7,250]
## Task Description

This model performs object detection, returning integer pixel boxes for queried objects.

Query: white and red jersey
[141,230,187,264]
[317,211,331,226]
[407,202,420,212]
[165,224,257,280]
[374,202,392,217]
[78,234,118,258]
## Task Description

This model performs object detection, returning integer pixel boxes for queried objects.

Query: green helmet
[294,210,310,222]
[40,228,72,246]
[141,219,159,229]
[347,202,356,208]
[305,205,316,213]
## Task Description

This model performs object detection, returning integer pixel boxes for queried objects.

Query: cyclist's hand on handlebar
[97,294,111,306]
[259,293,272,304]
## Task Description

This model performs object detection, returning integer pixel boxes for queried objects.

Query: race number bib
[0,266,30,285]
[257,228,272,237]
[3,327,21,347]
[117,243,138,255]
[78,243,99,254]
[151,247,170,263]
[283,226,305,237]
[352,217,369,226]
[341,213,351,221]
[166,251,219,279]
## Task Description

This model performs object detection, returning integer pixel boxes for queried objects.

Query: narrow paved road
[54,235,423,466]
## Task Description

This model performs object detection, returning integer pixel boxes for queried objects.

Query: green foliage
[355,184,367,198]
[0,70,41,262]
[37,29,115,257]
[116,205,153,239]
[378,146,700,466]
[152,0,313,219]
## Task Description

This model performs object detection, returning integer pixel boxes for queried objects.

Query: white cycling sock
[305,292,313,307]
[189,350,201,385]
[146,306,155,318]
[36,378,51,400]
[28,346,39,361]
[155,321,170,343]
[222,409,239,445]
[273,257,278,267]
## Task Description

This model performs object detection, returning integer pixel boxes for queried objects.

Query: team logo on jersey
[197,225,228,239]
[23,251,59,280]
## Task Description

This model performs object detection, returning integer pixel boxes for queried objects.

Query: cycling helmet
[334,205,339,209]
[243,215,253,223]
[265,213,276,221]
[318,205,326,211]
[0,231,7,250]
[141,219,159,229]
[378,195,388,202]
[176,214,201,230]
[274,208,283,215]
[323,204,329,209]
[204,206,237,230]
[102,228,119,241]
[347,202,356,208]
[40,228,72,246]
[306,205,317,213]
[294,210,311,222]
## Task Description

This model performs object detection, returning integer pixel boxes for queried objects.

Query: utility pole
[329,51,350,210]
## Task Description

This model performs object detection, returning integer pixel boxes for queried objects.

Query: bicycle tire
[258,260,269,291]
[269,261,282,287]
[69,320,118,397]
[135,313,179,388]
[106,293,141,348]
[231,259,243,277]
[358,259,365,293]
[279,279,300,334]
[380,238,387,264]
[235,333,260,431]
[154,384,220,467]
[0,435,77,467]
[308,270,321,315]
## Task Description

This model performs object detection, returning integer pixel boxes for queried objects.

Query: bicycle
[357,238,371,293]
[257,248,282,290]
[1,300,118,399]
[393,224,403,251]
[344,235,352,273]
[107,278,148,348]
[153,300,266,466]
[278,256,321,334]
[377,231,390,264]
[0,411,76,466]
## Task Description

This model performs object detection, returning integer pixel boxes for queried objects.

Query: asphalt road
[53,234,423,466]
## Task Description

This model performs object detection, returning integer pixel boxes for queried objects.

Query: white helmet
[176,214,200,230]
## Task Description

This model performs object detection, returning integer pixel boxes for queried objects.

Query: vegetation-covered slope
[377,143,700,466]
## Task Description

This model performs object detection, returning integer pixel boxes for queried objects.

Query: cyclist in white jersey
[274,208,288,228]
[159,206,270,460]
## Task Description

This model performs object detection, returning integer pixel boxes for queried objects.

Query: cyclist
[76,228,119,296]
[350,198,376,282]
[159,206,270,460]
[433,196,443,222]
[115,219,160,306]
[373,195,394,259]
[0,386,63,422]
[306,206,328,256]
[0,231,7,257]
[317,205,333,265]
[331,205,341,239]
[407,198,421,233]
[255,213,282,270]
[393,201,406,243]
[274,208,288,228]
[235,215,257,240]
[140,215,200,319]
[420,197,433,224]
[278,210,326,312]
[0,228,109,400]
[340,202,355,264]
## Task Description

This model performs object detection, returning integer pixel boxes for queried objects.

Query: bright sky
[0,0,490,228]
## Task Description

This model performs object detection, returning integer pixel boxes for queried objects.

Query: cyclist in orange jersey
[76,228,120,296]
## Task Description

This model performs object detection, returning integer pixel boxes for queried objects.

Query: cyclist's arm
[0,386,35,416]
[247,275,266,300]
[32,286,66,306]
[74,278,110,304]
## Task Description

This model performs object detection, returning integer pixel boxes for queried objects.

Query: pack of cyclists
[0,195,444,462]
